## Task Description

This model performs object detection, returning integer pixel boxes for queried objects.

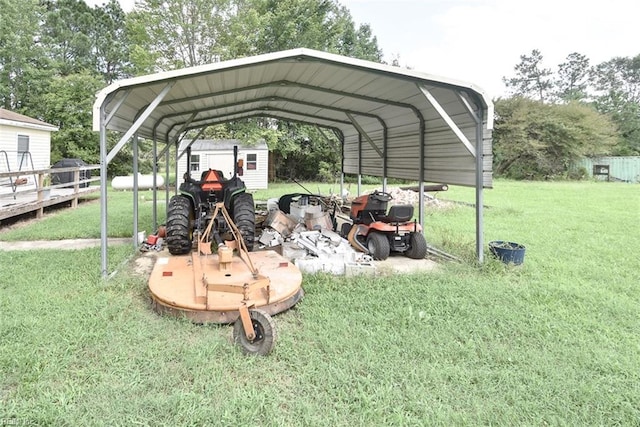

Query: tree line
[496,50,639,179]
[1,1,637,181]
[0,0,381,178]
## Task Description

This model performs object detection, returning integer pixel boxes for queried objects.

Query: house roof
[93,48,493,188]
[178,139,268,152]
[0,108,58,131]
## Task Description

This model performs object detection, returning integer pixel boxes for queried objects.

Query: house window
[190,154,200,171]
[17,135,29,166]
[247,153,257,170]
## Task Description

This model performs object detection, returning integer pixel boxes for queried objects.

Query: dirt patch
[133,251,161,277]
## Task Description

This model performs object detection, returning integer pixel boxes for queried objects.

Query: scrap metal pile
[256,193,375,276]
[255,187,443,275]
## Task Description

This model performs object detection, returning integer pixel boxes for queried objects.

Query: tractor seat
[380,205,414,223]
[200,169,225,191]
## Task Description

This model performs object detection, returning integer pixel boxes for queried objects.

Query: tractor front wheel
[405,232,428,259]
[232,309,277,356]
[165,195,193,255]
[367,232,390,260]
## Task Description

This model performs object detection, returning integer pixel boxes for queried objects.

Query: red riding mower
[342,191,428,260]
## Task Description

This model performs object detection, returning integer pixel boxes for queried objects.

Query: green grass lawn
[1,180,639,425]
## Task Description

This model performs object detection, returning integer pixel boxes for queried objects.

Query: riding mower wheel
[405,232,428,259]
[166,195,194,255]
[367,232,390,260]
[232,192,255,251]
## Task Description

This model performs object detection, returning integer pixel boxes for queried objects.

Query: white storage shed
[177,139,268,190]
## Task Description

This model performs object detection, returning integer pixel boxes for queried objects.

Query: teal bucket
[489,241,526,265]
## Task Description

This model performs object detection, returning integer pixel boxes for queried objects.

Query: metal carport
[93,48,493,277]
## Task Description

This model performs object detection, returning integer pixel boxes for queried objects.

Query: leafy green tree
[91,0,131,83]
[127,0,231,70]
[39,72,103,163]
[0,0,51,111]
[503,49,553,102]
[41,0,96,76]
[555,52,590,102]
[591,55,640,155]
[225,0,382,60]
[493,97,618,179]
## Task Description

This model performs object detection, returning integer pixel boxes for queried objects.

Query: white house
[177,139,269,190]
[0,108,58,188]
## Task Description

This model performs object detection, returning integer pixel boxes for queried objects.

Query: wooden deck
[0,165,100,222]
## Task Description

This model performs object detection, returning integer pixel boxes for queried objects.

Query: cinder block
[344,262,376,277]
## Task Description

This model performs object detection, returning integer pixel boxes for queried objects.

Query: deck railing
[0,165,101,221]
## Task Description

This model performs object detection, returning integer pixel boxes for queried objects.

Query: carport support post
[357,133,362,196]
[152,136,157,231]
[100,105,108,277]
[174,142,179,196]
[133,134,139,249]
[165,145,170,213]
[475,114,484,263]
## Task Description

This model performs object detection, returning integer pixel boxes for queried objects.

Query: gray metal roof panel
[93,48,493,187]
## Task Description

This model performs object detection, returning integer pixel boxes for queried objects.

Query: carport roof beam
[167,107,354,138]
[105,90,130,126]
[419,85,476,158]
[157,95,383,140]
[106,82,175,164]
[176,126,208,161]
[346,112,383,158]
[180,112,344,141]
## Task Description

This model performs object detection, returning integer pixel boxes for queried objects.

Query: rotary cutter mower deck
[148,202,303,356]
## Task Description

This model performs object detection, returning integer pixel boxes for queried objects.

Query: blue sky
[86,0,640,98]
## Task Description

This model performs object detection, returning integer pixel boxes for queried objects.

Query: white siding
[0,125,52,187]
[239,150,268,189]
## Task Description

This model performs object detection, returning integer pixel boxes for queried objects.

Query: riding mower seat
[377,204,414,224]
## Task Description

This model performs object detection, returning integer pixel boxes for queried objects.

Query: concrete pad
[374,255,439,275]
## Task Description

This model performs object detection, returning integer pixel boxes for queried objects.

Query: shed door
[206,153,234,179]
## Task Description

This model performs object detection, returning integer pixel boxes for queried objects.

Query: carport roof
[93,48,493,187]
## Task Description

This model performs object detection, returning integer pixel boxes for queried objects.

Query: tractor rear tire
[233,192,255,251]
[166,195,193,255]
[405,232,428,259]
[367,232,390,260]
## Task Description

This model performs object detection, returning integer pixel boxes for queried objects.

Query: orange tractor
[343,191,427,260]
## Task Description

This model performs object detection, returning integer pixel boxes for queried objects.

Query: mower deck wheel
[232,309,277,356]
[367,232,390,260]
